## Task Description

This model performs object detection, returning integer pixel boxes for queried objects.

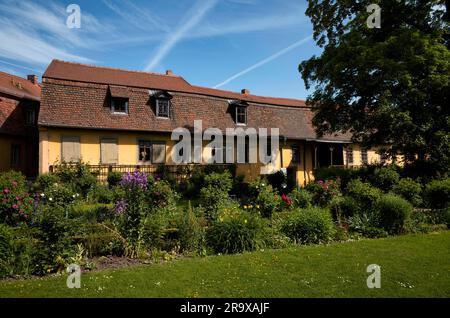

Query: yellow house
[38,60,381,186]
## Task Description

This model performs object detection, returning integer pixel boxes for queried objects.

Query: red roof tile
[0,71,41,101]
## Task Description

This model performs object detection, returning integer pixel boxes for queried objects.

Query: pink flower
[12,204,18,209]
[12,181,17,187]
[3,188,10,194]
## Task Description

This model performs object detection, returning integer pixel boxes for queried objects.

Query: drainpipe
[303,140,307,186]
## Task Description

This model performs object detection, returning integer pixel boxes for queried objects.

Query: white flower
[53,183,58,187]
[72,194,76,198]
[49,197,53,201]
[76,193,80,197]
[261,183,265,186]
[40,193,45,197]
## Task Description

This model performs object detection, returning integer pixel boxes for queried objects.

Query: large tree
[300,0,450,173]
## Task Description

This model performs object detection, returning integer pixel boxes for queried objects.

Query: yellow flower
[244,219,248,224]
[256,205,260,209]
[249,205,253,209]
[243,205,248,209]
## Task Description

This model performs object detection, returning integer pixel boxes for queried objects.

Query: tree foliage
[300,0,450,173]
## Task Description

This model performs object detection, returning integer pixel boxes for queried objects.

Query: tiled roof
[43,60,307,108]
[0,71,40,136]
[0,71,41,101]
[40,60,350,142]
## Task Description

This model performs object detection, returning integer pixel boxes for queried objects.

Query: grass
[1,231,449,298]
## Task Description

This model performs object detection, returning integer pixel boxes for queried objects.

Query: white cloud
[214,35,313,88]
[102,0,170,33]
[144,0,218,71]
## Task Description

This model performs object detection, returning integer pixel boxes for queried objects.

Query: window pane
[346,146,353,164]
[361,148,368,165]
[236,106,246,124]
[111,98,128,113]
[11,144,20,166]
[157,99,170,118]
[291,145,300,163]
[152,143,166,163]
[139,141,151,162]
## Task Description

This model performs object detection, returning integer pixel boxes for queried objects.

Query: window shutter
[152,143,166,163]
[101,139,118,164]
[61,136,80,162]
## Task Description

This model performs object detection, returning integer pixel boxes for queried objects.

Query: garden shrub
[34,173,60,192]
[345,179,382,213]
[305,179,341,207]
[107,171,122,187]
[0,223,14,277]
[289,188,312,208]
[88,184,114,204]
[253,185,281,217]
[392,178,422,206]
[371,166,400,191]
[41,183,79,208]
[347,213,387,238]
[377,194,412,234]
[70,203,113,222]
[423,178,450,209]
[280,208,336,244]
[199,171,233,218]
[176,204,206,253]
[0,171,35,225]
[148,180,178,209]
[331,196,360,219]
[54,162,97,197]
[207,208,264,254]
[31,205,76,275]
[141,211,169,249]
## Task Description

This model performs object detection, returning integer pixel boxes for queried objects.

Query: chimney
[241,88,250,95]
[27,75,39,85]
[165,70,173,76]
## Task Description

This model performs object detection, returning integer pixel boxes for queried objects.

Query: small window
[111,97,128,114]
[139,141,152,162]
[138,141,166,164]
[361,148,368,165]
[346,146,354,164]
[291,145,300,164]
[25,109,35,125]
[156,99,170,118]
[11,144,20,166]
[61,136,80,163]
[235,106,247,125]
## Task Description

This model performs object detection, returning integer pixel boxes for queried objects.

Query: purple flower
[114,199,128,216]
[119,170,148,190]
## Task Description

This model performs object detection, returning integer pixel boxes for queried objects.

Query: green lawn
[1,231,449,297]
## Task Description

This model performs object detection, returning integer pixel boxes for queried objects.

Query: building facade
[37,60,384,185]
[0,72,40,177]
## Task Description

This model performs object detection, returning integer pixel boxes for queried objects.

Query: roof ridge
[49,59,188,81]
[189,85,307,103]
[0,70,36,84]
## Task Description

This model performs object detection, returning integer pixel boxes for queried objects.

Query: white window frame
[235,106,247,125]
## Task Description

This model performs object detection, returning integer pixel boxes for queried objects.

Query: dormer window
[111,97,128,114]
[156,99,170,118]
[109,85,129,114]
[236,106,247,125]
[229,100,248,125]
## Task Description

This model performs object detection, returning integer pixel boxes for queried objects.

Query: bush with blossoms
[305,179,341,207]
[114,170,149,256]
[0,171,35,225]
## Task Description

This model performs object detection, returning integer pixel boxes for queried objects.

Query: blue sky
[0,0,321,100]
